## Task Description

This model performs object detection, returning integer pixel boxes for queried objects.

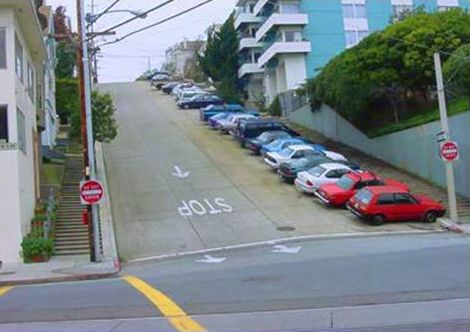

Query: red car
[315,171,409,207]
[346,186,445,225]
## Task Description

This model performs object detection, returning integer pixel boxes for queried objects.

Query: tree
[304,9,470,131]
[444,44,470,100]
[56,41,76,79]
[198,15,242,103]
[70,91,118,143]
[55,78,79,123]
[53,6,72,41]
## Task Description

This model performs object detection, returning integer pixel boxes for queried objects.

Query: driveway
[100,82,440,261]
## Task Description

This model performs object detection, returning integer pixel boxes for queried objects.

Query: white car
[217,113,256,133]
[264,145,321,169]
[295,163,353,193]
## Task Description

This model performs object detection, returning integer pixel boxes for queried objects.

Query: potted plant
[20,233,54,263]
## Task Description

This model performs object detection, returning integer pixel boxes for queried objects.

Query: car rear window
[355,189,373,205]
[278,148,294,157]
[308,166,326,177]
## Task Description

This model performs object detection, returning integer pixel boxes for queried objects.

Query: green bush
[21,233,54,263]
[268,95,282,116]
[56,78,79,124]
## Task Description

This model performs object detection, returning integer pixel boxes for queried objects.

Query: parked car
[161,82,178,94]
[172,83,193,97]
[315,171,409,207]
[217,113,257,133]
[264,145,323,169]
[178,94,223,109]
[175,87,205,101]
[346,186,445,225]
[245,131,292,155]
[278,155,334,183]
[199,104,246,122]
[295,163,353,193]
[259,137,326,156]
[208,112,232,129]
[232,119,299,147]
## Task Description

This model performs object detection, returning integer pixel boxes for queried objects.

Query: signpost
[440,141,459,162]
[80,179,104,205]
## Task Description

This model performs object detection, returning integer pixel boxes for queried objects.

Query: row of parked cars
[195,103,446,226]
[159,81,225,110]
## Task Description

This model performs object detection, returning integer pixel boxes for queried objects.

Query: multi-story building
[38,5,57,150]
[164,39,205,79]
[0,0,46,263]
[236,0,469,105]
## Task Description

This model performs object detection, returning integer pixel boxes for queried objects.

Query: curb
[95,142,121,272]
[126,229,443,265]
[440,218,467,233]
[0,269,120,287]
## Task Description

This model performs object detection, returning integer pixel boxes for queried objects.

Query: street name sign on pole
[80,180,105,205]
[434,52,458,222]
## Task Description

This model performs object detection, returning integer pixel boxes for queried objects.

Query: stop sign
[440,141,459,162]
[80,180,104,205]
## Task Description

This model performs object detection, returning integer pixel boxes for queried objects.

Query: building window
[0,106,8,142]
[438,6,457,11]
[17,108,26,153]
[282,3,301,14]
[345,30,369,48]
[27,63,34,101]
[0,29,6,69]
[392,5,413,17]
[342,4,366,19]
[15,34,23,82]
[284,31,303,42]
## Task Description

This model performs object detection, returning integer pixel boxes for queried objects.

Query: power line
[86,0,121,28]
[96,0,178,37]
[98,0,217,48]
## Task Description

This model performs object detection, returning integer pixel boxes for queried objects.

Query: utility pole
[77,0,101,261]
[434,52,459,222]
[148,56,151,71]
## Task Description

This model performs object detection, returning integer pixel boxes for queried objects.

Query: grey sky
[46,0,236,82]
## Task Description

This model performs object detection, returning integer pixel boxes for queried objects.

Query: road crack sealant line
[125,229,444,265]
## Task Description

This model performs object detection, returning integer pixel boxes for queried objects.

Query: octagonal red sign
[80,180,104,205]
[440,141,459,162]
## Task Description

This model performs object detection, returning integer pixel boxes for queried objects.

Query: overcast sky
[46,0,236,82]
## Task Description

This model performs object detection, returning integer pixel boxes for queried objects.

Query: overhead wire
[98,0,217,48]
[86,0,121,28]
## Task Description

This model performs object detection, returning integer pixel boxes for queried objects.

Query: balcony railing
[234,11,263,29]
[239,37,263,51]
[255,13,308,42]
[238,63,265,78]
[258,41,311,67]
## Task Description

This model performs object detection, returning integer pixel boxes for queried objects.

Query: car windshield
[278,148,294,157]
[337,175,355,190]
[307,166,326,177]
[211,113,228,120]
[257,132,271,143]
[355,189,373,205]
[289,158,309,168]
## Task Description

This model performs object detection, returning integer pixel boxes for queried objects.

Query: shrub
[21,233,54,263]
[268,95,282,116]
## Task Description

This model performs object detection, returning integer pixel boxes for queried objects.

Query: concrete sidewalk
[0,143,120,286]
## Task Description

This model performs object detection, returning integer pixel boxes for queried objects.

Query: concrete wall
[289,105,470,198]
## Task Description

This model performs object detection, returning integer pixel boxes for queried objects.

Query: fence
[278,90,308,118]
[31,188,56,239]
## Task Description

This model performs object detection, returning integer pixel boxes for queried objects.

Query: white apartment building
[236,0,310,105]
[0,0,46,263]
[165,40,205,78]
[39,5,57,150]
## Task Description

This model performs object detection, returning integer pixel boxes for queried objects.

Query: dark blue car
[199,104,259,122]
[178,95,224,109]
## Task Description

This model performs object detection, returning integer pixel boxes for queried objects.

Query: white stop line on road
[178,198,233,217]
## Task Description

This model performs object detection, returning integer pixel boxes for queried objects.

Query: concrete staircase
[54,155,90,256]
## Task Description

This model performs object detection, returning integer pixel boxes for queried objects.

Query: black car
[232,119,300,147]
[278,156,361,183]
[177,94,224,109]
[245,131,292,155]
[162,82,178,94]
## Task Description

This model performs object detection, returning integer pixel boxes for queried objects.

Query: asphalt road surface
[0,233,469,331]
[99,82,439,262]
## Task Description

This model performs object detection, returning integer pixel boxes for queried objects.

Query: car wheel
[184,104,189,109]
[370,214,385,226]
[423,211,437,223]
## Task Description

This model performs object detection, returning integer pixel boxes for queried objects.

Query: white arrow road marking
[271,244,302,254]
[172,166,190,179]
[195,255,226,264]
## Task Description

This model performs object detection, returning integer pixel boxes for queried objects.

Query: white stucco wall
[0,8,39,263]
[283,53,307,90]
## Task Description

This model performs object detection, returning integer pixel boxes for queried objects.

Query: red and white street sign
[80,179,104,205]
[440,141,459,162]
